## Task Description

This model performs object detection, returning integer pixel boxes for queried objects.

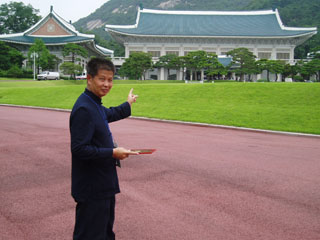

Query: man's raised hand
[127,88,138,106]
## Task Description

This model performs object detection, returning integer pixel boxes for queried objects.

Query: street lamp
[30,52,38,80]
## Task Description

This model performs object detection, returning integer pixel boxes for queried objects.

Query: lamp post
[31,52,38,80]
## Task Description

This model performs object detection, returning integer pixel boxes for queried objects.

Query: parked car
[37,71,60,80]
[76,72,87,80]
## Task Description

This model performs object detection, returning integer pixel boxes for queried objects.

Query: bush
[22,68,33,78]
[6,65,23,78]
[0,69,6,77]
[293,75,304,82]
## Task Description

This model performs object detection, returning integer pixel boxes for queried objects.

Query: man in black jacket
[70,58,138,240]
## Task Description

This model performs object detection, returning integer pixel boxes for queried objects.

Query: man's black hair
[86,58,115,78]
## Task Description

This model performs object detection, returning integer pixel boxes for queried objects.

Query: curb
[1,104,319,138]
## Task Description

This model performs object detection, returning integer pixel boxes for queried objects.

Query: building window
[276,53,290,60]
[129,51,142,55]
[258,52,272,59]
[148,51,160,57]
[166,51,179,56]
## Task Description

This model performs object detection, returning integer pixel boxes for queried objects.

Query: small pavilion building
[106,7,317,80]
[0,6,113,72]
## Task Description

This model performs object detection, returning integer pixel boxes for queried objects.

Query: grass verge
[0,80,319,134]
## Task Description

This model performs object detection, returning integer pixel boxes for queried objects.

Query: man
[69,58,138,239]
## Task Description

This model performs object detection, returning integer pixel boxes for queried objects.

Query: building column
[217,45,221,55]
[161,45,166,56]
[179,44,184,56]
[290,47,295,64]
[271,46,277,60]
[253,46,258,58]
[179,68,183,80]
[160,67,165,80]
[125,44,129,58]
[200,70,204,83]
[256,74,261,81]
[277,74,282,82]
[232,72,236,81]
[160,45,166,80]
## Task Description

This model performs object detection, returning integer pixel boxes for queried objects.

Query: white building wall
[123,36,301,80]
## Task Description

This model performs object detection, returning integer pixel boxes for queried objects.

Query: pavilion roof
[0,6,113,56]
[105,8,317,38]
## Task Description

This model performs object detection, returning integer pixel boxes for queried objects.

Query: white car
[37,71,60,80]
[76,72,87,80]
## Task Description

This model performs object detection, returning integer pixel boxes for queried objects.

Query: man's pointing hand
[127,88,138,106]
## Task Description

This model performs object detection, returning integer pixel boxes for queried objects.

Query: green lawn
[0,79,319,134]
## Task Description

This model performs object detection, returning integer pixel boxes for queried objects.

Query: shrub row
[0,66,33,78]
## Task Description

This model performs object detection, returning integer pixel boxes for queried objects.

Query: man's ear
[87,74,92,86]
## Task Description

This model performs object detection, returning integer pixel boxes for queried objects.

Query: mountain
[74,0,319,58]
[74,0,252,31]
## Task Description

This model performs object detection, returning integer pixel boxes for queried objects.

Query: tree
[227,48,257,81]
[0,41,24,70]
[282,63,298,81]
[0,2,41,34]
[257,59,284,82]
[28,39,57,73]
[206,53,227,80]
[256,59,285,81]
[119,52,152,80]
[60,62,83,78]
[183,51,210,81]
[303,59,320,81]
[62,43,88,63]
[269,60,285,82]
[154,54,182,80]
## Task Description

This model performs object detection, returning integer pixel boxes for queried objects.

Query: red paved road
[1,106,320,240]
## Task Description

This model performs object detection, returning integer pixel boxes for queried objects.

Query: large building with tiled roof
[106,7,317,80]
[0,6,113,72]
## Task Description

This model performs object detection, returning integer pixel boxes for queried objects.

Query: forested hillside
[74,0,319,58]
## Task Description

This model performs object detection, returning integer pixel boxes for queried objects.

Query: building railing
[111,57,306,66]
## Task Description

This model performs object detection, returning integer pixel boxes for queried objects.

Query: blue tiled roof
[106,9,316,37]
[0,35,93,45]
[218,57,232,67]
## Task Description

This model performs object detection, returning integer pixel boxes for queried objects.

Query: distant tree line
[118,48,320,82]
[0,40,88,79]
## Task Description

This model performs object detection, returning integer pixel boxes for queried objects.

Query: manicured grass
[0,80,319,134]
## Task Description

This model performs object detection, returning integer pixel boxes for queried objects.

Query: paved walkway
[1,106,319,240]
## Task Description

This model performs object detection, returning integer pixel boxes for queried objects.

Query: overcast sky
[2,0,109,23]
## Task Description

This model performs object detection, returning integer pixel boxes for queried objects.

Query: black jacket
[70,88,131,201]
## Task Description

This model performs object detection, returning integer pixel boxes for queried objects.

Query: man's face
[87,69,114,98]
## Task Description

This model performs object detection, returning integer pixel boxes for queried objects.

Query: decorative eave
[95,44,114,55]
[274,9,317,32]
[107,28,317,40]
[0,35,94,46]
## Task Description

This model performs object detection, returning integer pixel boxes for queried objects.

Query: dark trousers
[73,197,116,240]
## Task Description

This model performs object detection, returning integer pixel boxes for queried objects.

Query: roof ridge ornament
[50,6,53,13]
